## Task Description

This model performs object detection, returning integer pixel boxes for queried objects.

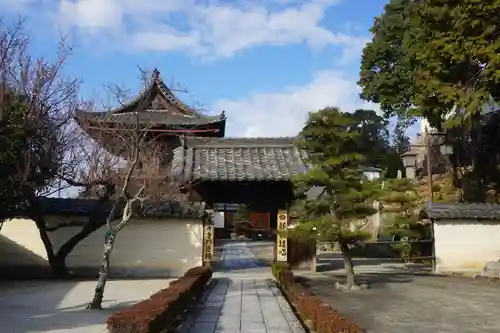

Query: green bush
[106,266,212,333]
[275,268,365,333]
[271,261,290,280]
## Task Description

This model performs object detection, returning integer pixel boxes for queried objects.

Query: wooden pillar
[203,209,215,266]
[276,209,288,262]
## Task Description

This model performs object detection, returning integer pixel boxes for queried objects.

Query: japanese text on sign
[203,225,214,262]
[276,210,288,262]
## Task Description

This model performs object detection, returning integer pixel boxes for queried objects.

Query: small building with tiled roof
[424,202,500,275]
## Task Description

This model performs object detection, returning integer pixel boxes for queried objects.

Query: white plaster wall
[213,211,224,229]
[0,216,203,277]
[363,171,380,181]
[434,219,500,272]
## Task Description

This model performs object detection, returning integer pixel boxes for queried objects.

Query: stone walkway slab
[187,279,304,333]
[220,242,261,269]
[184,242,305,333]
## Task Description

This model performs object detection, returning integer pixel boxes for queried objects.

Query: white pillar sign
[276,210,288,262]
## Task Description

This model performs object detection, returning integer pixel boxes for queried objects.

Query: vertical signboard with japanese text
[203,224,214,263]
[203,209,215,263]
[276,210,288,262]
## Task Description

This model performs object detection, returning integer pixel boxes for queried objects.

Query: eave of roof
[173,137,308,182]
[110,71,196,116]
[14,197,206,219]
[425,202,500,220]
[74,109,225,126]
[74,69,225,120]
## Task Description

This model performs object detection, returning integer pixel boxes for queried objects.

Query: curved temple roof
[74,68,226,136]
[172,137,309,182]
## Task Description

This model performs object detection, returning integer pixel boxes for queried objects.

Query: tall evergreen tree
[348,109,402,177]
[0,95,30,221]
[359,0,415,120]
[406,0,500,123]
[290,107,380,290]
[380,178,431,260]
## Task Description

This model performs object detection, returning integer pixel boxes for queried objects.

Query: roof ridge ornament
[152,68,161,81]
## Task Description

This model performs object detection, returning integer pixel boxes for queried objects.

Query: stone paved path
[184,241,305,333]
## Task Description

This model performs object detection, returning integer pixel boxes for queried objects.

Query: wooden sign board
[276,210,288,262]
[203,224,214,262]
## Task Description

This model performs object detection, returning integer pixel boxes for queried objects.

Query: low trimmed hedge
[106,266,212,333]
[273,265,364,333]
[271,261,290,281]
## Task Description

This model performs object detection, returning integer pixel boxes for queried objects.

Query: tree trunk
[55,197,112,277]
[339,241,356,289]
[31,211,69,278]
[87,233,115,310]
[55,220,106,275]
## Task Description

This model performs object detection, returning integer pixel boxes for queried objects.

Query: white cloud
[215,70,379,137]
[58,0,124,30]
[7,0,365,60]
[187,1,343,58]
[0,0,35,12]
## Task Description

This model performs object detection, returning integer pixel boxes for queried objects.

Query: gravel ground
[0,279,173,333]
[297,272,500,333]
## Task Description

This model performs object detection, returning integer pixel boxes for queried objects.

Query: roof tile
[426,202,500,220]
[24,198,205,219]
[173,137,307,182]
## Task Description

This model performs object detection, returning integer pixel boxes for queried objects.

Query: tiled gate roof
[172,137,308,182]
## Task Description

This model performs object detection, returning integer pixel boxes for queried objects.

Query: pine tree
[380,178,430,261]
[290,107,380,290]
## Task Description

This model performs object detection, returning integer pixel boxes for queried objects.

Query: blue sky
[2,0,397,137]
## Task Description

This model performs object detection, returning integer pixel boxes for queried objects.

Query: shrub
[184,266,212,278]
[106,266,212,333]
[276,268,364,333]
[271,261,290,280]
[287,238,316,268]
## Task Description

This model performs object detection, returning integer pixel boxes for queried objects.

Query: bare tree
[47,132,119,275]
[72,69,197,309]
[0,19,204,282]
[79,115,187,309]
[45,65,209,277]
[0,17,92,275]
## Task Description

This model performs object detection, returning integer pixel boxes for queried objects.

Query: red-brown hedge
[106,265,212,333]
[276,268,365,333]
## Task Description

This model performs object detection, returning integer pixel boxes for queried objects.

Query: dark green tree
[290,107,380,290]
[358,0,416,120]
[360,0,500,201]
[405,1,500,200]
[406,1,500,124]
[0,95,30,221]
[359,0,450,129]
[380,178,431,260]
[391,117,411,154]
[348,109,402,177]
